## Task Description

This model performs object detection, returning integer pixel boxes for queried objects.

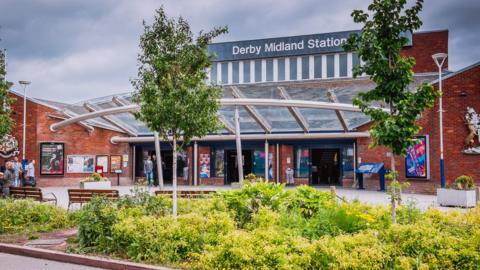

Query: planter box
[437,188,477,208]
[80,181,112,189]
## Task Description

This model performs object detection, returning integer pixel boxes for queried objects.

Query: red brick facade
[2,93,132,187]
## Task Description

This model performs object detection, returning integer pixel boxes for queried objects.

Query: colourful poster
[67,155,94,173]
[199,153,210,178]
[405,136,428,178]
[40,143,64,175]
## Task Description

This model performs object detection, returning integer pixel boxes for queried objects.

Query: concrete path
[0,252,106,270]
[40,184,451,211]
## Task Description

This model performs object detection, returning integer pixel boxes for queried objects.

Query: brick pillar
[280,145,294,183]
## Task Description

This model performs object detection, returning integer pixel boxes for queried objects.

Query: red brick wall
[357,64,480,193]
[401,30,449,73]
[4,93,133,187]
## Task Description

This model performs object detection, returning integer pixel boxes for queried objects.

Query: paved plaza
[0,253,106,270]
[41,185,455,212]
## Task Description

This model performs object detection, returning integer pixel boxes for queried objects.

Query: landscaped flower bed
[67,182,480,269]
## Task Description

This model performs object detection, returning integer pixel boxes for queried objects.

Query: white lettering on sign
[232,45,261,56]
[232,37,348,57]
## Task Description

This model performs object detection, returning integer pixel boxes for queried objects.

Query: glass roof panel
[254,106,303,132]
[219,106,264,133]
[297,108,344,131]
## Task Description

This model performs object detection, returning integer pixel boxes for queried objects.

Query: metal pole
[193,141,198,186]
[22,86,27,160]
[264,140,269,182]
[154,132,164,189]
[276,144,279,184]
[353,141,357,188]
[439,66,446,188]
[234,106,244,182]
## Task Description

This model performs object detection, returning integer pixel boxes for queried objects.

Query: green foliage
[75,196,118,250]
[72,182,480,269]
[132,7,227,147]
[343,0,440,156]
[219,180,287,226]
[0,47,14,141]
[82,172,106,182]
[0,199,70,234]
[453,175,475,190]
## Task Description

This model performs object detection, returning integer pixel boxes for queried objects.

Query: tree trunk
[172,135,178,218]
[390,153,397,224]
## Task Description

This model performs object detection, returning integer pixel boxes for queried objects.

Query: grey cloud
[0,0,478,102]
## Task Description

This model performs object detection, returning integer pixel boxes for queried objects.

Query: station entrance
[225,149,253,184]
[310,148,341,186]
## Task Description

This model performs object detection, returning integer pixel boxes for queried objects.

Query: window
[327,55,335,78]
[232,62,239,84]
[221,62,228,84]
[352,52,361,74]
[278,58,285,81]
[342,146,354,179]
[301,56,309,80]
[177,150,188,177]
[339,54,348,77]
[314,55,322,79]
[294,147,310,178]
[255,60,262,82]
[243,61,251,83]
[253,149,266,177]
[210,63,217,84]
[289,57,297,80]
[266,59,273,82]
[214,149,225,177]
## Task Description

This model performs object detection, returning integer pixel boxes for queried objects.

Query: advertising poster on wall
[96,155,109,173]
[405,136,428,178]
[67,155,94,173]
[40,142,64,175]
[199,153,210,178]
[110,155,122,172]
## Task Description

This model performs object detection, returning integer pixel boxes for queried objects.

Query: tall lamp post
[19,80,31,161]
[432,53,447,188]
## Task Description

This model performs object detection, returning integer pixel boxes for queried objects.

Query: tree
[132,7,227,217]
[343,0,440,223]
[0,42,14,142]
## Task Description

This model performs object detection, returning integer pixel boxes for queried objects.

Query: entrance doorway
[226,150,253,184]
[148,150,173,185]
[310,149,340,186]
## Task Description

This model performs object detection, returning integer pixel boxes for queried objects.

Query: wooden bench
[9,187,57,205]
[155,190,216,198]
[67,189,119,210]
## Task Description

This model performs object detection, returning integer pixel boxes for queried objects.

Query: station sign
[208,30,412,62]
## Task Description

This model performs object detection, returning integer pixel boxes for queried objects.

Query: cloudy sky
[0,0,479,103]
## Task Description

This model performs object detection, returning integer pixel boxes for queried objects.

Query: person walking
[26,159,36,187]
[12,157,22,187]
[144,156,154,186]
[2,161,15,197]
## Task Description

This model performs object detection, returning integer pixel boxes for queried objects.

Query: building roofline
[413,29,448,35]
[430,61,480,85]
[8,89,63,111]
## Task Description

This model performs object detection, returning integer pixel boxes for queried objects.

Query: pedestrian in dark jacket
[2,161,14,197]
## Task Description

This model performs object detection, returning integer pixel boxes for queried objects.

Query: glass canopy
[47,75,436,136]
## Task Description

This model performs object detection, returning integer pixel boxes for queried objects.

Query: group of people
[0,157,36,197]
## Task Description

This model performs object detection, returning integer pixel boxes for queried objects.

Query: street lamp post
[432,53,447,188]
[19,80,31,161]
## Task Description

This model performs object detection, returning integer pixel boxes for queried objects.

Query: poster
[40,142,64,175]
[405,136,428,178]
[67,155,94,173]
[96,155,109,173]
[110,155,122,172]
[199,153,210,178]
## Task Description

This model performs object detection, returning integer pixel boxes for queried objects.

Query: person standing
[144,156,154,186]
[152,154,158,187]
[12,157,22,187]
[26,159,36,187]
[2,161,14,196]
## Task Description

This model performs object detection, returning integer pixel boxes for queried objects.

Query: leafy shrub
[220,181,287,226]
[76,196,118,251]
[453,175,475,190]
[0,199,71,234]
[111,211,234,265]
[117,186,171,216]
